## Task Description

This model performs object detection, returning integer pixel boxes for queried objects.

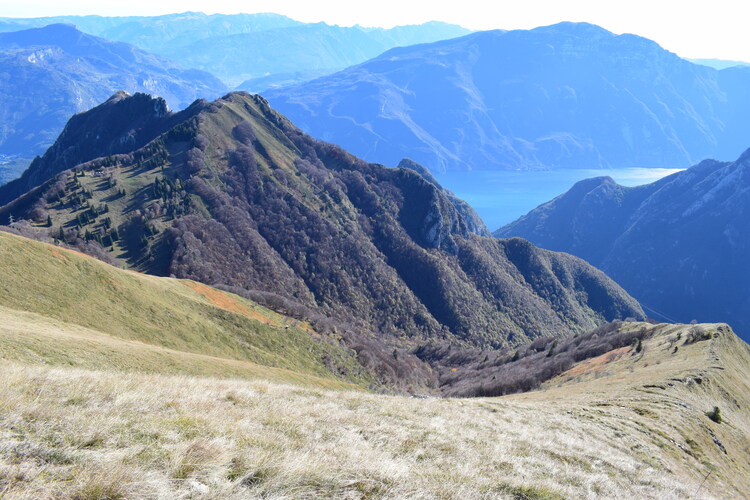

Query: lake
[434,167,685,231]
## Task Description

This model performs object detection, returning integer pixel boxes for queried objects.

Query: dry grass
[0,230,370,386]
[0,305,357,390]
[2,322,748,499]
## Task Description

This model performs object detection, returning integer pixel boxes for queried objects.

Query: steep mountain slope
[0,13,469,89]
[0,24,226,160]
[496,150,750,340]
[0,90,199,204]
[2,319,748,498]
[396,158,491,237]
[266,22,750,172]
[0,91,642,350]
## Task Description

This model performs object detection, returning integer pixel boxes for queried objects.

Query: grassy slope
[8,92,643,351]
[1,321,748,499]
[0,230,367,388]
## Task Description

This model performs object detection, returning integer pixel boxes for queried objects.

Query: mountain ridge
[0,90,644,351]
[266,22,750,172]
[0,13,470,89]
[497,148,750,339]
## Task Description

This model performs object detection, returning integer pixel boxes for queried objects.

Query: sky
[2,0,749,61]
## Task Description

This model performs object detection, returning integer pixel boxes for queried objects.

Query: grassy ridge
[0,230,368,386]
[1,321,748,498]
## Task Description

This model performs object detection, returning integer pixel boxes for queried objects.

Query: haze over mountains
[0,12,470,88]
[497,149,750,340]
[0,23,226,161]
[267,22,750,173]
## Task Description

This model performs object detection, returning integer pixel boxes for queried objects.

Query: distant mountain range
[689,58,750,70]
[496,149,750,340]
[177,21,470,89]
[0,13,470,88]
[0,23,226,165]
[0,12,304,53]
[0,91,643,353]
[267,22,750,173]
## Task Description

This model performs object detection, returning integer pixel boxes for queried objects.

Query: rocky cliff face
[397,158,491,237]
[497,151,750,339]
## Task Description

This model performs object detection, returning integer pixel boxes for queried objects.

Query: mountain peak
[105,90,133,103]
[0,91,183,205]
[499,147,750,338]
[0,92,642,348]
[536,21,613,36]
[0,22,85,47]
[570,175,618,191]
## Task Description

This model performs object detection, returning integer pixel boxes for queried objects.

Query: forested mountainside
[497,150,750,340]
[267,22,750,172]
[0,23,226,160]
[0,91,643,351]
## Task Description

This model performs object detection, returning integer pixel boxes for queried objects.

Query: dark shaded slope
[0,91,205,205]
[0,92,643,350]
[396,158,490,236]
[497,152,750,339]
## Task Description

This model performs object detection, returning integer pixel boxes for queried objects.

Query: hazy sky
[3,0,749,61]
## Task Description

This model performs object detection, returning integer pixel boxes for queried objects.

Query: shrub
[707,406,722,423]
[684,326,713,345]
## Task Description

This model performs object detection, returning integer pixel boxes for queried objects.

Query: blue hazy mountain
[0,13,470,88]
[496,149,750,340]
[188,21,471,88]
[0,23,227,162]
[689,58,750,70]
[266,22,750,173]
[0,12,304,53]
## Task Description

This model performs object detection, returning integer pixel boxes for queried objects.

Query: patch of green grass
[0,231,369,388]
[493,483,565,500]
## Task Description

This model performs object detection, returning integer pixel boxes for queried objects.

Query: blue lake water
[435,168,685,231]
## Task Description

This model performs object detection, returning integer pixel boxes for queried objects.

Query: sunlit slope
[1,320,748,498]
[0,230,367,388]
[515,321,750,498]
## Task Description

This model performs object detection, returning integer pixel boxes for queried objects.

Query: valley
[1,6,749,499]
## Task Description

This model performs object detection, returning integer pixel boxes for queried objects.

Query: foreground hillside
[0,91,643,353]
[1,320,747,498]
[497,149,750,340]
[0,230,369,389]
[266,22,750,172]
